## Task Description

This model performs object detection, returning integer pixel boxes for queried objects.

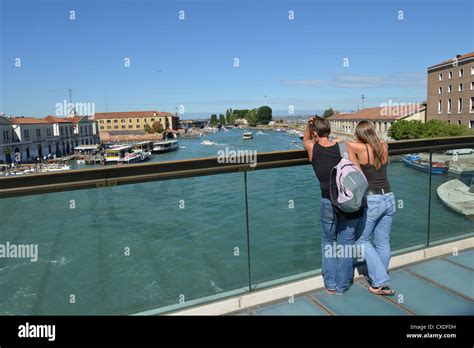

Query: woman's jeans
[320,198,360,294]
[356,192,396,287]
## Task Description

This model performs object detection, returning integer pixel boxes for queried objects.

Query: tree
[152,121,164,133]
[257,106,272,124]
[219,114,226,125]
[245,109,258,125]
[144,123,152,133]
[210,114,218,126]
[387,119,468,140]
[225,108,233,124]
[323,107,335,118]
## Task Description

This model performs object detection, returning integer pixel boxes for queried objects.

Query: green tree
[219,114,226,125]
[144,123,152,133]
[210,114,218,126]
[245,109,258,125]
[225,108,233,124]
[323,107,335,118]
[387,120,468,140]
[257,106,272,124]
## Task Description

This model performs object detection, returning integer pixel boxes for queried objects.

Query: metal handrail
[1,135,473,198]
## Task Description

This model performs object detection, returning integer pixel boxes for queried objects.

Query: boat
[437,179,474,217]
[45,164,71,172]
[243,132,253,140]
[402,156,448,175]
[446,148,473,155]
[201,140,216,146]
[256,131,264,135]
[133,141,153,161]
[151,139,179,153]
[105,145,146,164]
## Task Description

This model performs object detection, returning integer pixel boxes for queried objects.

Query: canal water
[0,128,472,314]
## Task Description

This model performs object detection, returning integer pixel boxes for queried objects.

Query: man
[303,116,360,295]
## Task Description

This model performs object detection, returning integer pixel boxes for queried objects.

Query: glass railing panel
[246,165,323,289]
[429,148,474,245]
[0,172,249,315]
[387,152,430,252]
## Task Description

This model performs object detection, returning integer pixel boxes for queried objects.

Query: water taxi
[243,132,253,140]
[151,139,179,153]
[105,145,146,165]
[402,155,448,175]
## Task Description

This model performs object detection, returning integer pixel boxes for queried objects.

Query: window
[107,120,111,123]
[448,85,452,93]
[136,125,140,128]
[129,125,133,128]
[36,129,41,137]
[459,83,463,92]
[47,129,51,137]
[448,71,452,79]
[100,120,104,124]
[447,99,452,113]
[438,100,442,114]
[447,120,451,124]
[459,69,464,78]
[458,98,462,113]
[438,86,443,94]
[107,126,111,130]
[114,126,118,129]
[121,126,125,129]
[439,73,443,81]
[136,119,140,123]
[24,129,30,138]
[471,66,474,75]
[100,126,104,130]
[80,126,83,134]
[471,82,474,90]
[457,120,462,125]
[470,97,474,113]
[121,119,125,123]
[151,118,155,122]
[114,119,118,123]
[470,120,474,129]
[129,119,132,123]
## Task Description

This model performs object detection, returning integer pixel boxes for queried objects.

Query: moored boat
[402,156,448,175]
[437,179,474,217]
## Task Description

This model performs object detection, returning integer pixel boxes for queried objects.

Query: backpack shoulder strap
[337,141,348,159]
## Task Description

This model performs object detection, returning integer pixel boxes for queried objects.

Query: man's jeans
[320,198,360,294]
[356,192,396,287]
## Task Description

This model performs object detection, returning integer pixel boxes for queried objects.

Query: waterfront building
[327,104,426,139]
[427,52,474,128]
[94,111,178,133]
[0,115,100,163]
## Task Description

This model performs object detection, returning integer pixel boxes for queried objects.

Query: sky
[0,0,473,118]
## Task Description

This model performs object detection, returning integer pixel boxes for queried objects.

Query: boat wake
[201,140,226,146]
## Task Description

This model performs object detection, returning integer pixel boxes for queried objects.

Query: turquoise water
[0,129,472,314]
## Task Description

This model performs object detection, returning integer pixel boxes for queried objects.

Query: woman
[348,121,396,296]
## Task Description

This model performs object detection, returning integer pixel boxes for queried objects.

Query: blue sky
[1,0,472,118]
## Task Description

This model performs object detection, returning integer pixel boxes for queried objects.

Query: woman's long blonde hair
[355,121,385,171]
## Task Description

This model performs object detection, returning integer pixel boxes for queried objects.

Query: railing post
[427,150,432,247]
[244,171,253,292]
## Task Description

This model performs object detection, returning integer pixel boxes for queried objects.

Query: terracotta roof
[68,116,91,124]
[10,117,50,124]
[428,52,474,69]
[328,104,425,121]
[94,111,173,120]
[44,115,74,123]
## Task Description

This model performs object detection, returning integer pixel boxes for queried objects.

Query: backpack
[329,142,368,213]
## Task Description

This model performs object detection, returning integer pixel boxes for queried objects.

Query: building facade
[427,52,474,129]
[328,104,426,140]
[94,111,178,133]
[0,115,100,164]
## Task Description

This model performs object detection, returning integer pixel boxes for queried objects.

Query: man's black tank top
[311,142,341,199]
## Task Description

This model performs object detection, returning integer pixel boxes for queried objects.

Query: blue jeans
[320,198,360,294]
[356,192,396,287]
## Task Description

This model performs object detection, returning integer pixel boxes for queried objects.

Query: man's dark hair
[310,116,331,137]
